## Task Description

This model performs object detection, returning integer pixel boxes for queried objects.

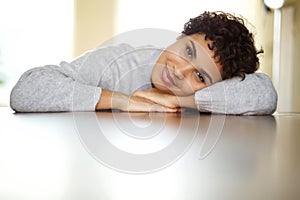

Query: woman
[10,11,277,114]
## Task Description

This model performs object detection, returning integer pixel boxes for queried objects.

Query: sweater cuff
[194,82,227,114]
[72,82,102,111]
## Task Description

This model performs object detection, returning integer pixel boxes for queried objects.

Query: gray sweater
[10,44,277,115]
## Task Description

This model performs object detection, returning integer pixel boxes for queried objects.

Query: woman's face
[151,34,223,96]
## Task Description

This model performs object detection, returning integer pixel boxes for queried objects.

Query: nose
[173,64,193,80]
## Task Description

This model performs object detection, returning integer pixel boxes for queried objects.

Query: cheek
[182,78,206,94]
[151,63,162,80]
[175,80,196,96]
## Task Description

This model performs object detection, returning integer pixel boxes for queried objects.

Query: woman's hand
[133,88,179,108]
[133,88,197,110]
[96,89,178,112]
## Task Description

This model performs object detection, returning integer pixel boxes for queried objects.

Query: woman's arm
[194,73,277,115]
[10,65,102,112]
[133,73,277,115]
[10,45,120,112]
[10,63,176,113]
[11,44,164,112]
[96,89,177,112]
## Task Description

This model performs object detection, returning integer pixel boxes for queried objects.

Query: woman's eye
[186,45,193,59]
[197,72,205,83]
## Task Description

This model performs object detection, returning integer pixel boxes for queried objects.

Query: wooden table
[0,107,299,200]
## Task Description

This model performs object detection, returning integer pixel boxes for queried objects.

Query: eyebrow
[190,40,197,59]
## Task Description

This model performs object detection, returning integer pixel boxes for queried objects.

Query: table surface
[0,107,299,200]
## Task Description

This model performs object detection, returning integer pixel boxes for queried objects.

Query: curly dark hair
[182,11,263,80]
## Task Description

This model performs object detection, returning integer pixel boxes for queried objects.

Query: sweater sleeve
[194,73,278,115]
[10,65,102,112]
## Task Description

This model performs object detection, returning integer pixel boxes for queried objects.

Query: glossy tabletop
[0,107,299,200]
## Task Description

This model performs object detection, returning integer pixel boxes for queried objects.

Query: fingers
[126,96,179,113]
[133,91,178,109]
[149,104,178,113]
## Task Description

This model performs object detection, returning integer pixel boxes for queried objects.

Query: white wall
[0,0,73,106]
[117,0,260,33]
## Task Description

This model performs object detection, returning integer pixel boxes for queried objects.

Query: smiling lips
[162,66,176,86]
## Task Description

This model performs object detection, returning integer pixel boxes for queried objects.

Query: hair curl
[182,11,263,80]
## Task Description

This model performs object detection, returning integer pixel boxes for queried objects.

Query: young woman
[10,11,277,114]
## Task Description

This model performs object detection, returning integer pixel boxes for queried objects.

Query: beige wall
[291,0,300,112]
[253,1,274,77]
[73,0,117,57]
[251,0,300,113]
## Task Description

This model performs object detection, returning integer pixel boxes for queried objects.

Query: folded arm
[194,73,277,115]
[10,65,101,112]
[134,73,277,115]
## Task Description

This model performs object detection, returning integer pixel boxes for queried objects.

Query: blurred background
[0,0,299,113]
